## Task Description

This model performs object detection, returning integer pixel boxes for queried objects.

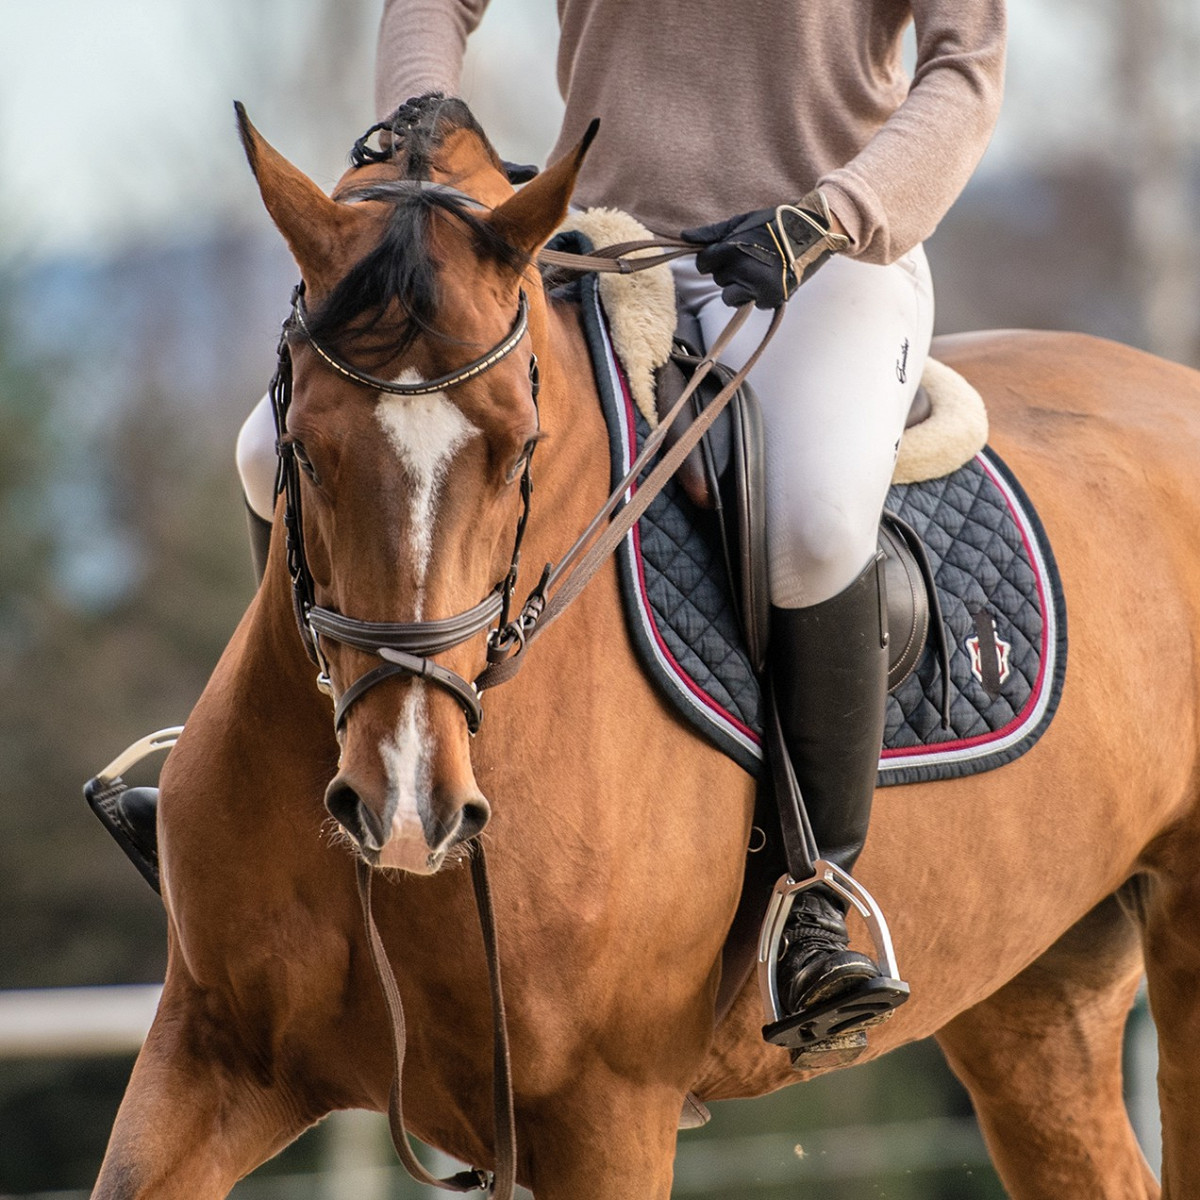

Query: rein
[356,846,515,1197]
[476,290,784,691]
[275,218,783,1198]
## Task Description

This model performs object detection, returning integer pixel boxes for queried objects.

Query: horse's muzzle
[325,776,490,873]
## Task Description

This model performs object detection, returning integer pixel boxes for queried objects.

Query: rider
[370,0,1005,1062]
[117,0,1006,1063]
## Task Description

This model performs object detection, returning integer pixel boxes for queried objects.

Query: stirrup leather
[758,860,909,1050]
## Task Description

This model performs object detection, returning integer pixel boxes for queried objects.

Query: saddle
[648,304,972,1058]
[655,307,942,700]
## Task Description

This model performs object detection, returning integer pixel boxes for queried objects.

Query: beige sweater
[376,0,1005,264]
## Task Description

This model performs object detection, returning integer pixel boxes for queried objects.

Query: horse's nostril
[325,781,386,852]
[458,798,491,843]
[426,795,491,851]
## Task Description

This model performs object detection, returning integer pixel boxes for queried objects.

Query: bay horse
[94,97,1200,1199]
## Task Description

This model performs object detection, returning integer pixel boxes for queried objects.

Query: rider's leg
[677,245,933,1052]
[245,503,272,583]
[237,392,276,584]
[768,556,891,1032]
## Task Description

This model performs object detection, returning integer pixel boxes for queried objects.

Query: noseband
[272,282,537,735]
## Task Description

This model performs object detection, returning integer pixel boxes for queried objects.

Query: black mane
[303,95,528,366]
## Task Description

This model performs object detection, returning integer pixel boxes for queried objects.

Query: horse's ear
[489,119,599,257]
[235,102,378,296]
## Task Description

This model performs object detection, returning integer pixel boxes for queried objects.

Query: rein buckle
[487,620,526,664]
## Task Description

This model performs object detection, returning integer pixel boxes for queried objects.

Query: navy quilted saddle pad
[575,270,1068,787]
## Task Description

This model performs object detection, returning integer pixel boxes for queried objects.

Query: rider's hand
[681,191,851,309]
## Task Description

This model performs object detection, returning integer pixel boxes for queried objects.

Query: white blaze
[374,376,479,614]
[373,375,478,857]
[379,687,430,852]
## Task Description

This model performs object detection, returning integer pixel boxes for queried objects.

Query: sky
[0,0,1194,261]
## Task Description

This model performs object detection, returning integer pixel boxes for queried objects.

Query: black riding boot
[245,504,272,586]
[769,553,896,1063]
[91,505,273,892]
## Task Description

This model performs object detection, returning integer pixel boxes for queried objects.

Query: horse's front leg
[519,1080,684,1200]
[92,972,317,1199]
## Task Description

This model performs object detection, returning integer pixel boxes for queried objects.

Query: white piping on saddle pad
[560,207,988,484]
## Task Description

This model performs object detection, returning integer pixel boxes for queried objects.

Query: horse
[92,96,1200,1199]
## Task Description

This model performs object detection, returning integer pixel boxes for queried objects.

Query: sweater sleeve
[818,1,1006,264]
[374,0,492,120]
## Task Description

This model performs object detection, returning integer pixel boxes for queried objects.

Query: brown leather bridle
[272,282,538,735]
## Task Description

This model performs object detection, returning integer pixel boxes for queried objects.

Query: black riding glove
[681,190,851,309]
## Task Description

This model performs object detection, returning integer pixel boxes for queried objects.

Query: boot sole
[762,975,910,1050]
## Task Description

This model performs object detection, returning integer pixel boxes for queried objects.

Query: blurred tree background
[0,0,1194,1195]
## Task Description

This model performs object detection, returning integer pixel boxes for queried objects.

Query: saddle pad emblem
[967,629,1012,688]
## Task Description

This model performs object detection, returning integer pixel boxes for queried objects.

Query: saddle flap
[655,336,769,672]
[655,349,731,512]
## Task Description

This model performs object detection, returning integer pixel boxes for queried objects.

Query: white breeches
[237,247,934,609]
[671,245,934,609]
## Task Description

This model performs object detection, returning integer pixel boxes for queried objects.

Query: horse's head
[239,96,594,872]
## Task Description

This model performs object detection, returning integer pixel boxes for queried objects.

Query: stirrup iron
[83,726,182,894]
[757,859,909,1050]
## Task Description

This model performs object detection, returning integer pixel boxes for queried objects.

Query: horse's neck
[221,541,337,759]
[520,300,614,575]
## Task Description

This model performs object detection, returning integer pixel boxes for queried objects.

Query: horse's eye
[505,439,537,485]
[291,441,319,484]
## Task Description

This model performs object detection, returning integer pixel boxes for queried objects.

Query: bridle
[272,281,539,735]
[272,172,791,747]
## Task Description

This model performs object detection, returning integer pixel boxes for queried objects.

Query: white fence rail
[0,986,162,1059]
[0,983,1162,1196]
